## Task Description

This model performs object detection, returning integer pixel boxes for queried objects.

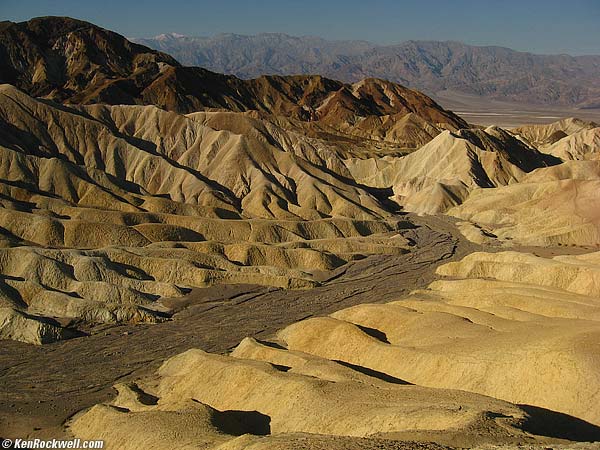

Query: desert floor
[1,213,596,449]
[435,90,600,127]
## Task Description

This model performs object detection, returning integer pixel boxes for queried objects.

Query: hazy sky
[3,0,600,55]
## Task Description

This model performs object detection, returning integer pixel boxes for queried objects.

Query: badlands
[1,16,600,450]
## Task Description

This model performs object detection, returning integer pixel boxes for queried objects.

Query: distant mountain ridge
[134,32,600,108]
[0,16,466,151]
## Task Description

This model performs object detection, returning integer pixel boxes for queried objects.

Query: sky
[2,0,600,55]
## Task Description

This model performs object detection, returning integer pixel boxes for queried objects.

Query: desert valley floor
[3,213,599,449]
[0,214,477,440]
[1,16,600,450]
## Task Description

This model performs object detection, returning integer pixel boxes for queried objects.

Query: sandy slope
[450,121,600,246]
[544,127,600,161]
[2,16,600,449]
[68,249,600,448]
[3,83,600,344]
[0,85,419,344]
[346,126,557,214]
[512,118,598,148]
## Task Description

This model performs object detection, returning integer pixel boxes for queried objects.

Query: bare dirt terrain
[435,90,600,127]
[1,17,600,449]
[1,213,596,449]
[0,214,473,440]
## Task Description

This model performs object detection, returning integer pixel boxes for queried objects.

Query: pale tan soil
[0,64,599,449]
[0,214,466,440]
[2,214,598,449]
[66,245,600,449]
[346,126,557,215]
[1,20,600,448]
[2,87,599,346]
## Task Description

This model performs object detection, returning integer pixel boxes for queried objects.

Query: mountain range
[3,15,600,449]
[0,16,466,151]
[0,15,575,346]
[134,32,600,108]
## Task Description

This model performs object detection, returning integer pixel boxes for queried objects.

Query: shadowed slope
[277,251,600,428]
[69,250,600,448]
[346,126,559,214]
[0,17,466,152]
[451,120,600,246]
[0,85,416,344]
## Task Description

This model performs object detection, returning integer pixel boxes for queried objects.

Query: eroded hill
[69,250,600,448]
[0,17,466,151]
[0,84,421,344]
